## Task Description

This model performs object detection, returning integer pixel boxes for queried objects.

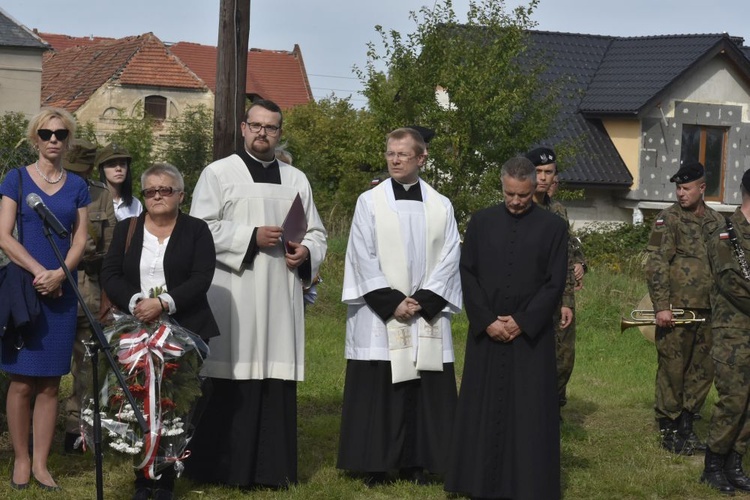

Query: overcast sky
[3,1,748,107]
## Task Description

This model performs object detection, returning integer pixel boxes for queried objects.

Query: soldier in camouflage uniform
[526,147,584,414]
[645,161,723,455]
[61,140,117,453]
[700,169,750,494]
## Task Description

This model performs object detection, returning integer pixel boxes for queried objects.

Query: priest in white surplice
[185,99,327,488]
[337,127,462,484]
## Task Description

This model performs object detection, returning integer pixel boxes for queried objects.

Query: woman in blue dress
[0,108,90,491]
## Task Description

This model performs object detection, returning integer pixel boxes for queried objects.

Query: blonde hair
[27,107,77,145]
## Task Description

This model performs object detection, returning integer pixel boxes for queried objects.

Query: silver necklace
[34,161,64,184]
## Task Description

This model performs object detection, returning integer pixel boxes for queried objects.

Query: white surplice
[189,154,327,381]
[342,178,462,366]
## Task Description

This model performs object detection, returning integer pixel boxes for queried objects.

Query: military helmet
[64,139,98,172]
[95,142,132,169]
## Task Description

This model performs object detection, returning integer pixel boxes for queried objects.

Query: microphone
[26,193,69,238]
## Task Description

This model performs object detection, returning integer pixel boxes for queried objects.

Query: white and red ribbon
[116,323,185,479]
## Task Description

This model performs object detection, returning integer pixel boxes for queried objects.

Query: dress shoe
[132,487,152,500]
[153,489,174,500]
[33,475,62,492]
[10,478,29,490]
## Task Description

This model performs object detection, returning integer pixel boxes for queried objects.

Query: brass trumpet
[620,308,705,333]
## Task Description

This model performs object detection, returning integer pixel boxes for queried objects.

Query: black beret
[742,169,750,193]
[669,161,705,184]
[525,147,556,166]
[406,125,435,144]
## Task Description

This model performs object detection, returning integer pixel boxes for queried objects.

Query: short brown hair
[386,128,426,156]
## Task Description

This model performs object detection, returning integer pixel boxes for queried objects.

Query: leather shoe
[10,478,29,490]
[33,476,61,492]
[132,487,152,500]
[153,489,174,500]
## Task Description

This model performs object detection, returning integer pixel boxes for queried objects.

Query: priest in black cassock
[445,156,568,500]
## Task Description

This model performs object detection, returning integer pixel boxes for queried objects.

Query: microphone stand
[40,223,147,500]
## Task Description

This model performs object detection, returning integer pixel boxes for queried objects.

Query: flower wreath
[81,313,208,479]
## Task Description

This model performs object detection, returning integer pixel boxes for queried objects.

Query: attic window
[144,95,167,120]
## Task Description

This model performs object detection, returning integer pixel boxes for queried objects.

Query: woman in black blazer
[100,163,219,500]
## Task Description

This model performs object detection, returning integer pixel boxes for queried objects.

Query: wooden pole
[213,0,250,160]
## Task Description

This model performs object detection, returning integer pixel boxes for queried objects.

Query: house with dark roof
[0,8,47,117]
[523,31,750,225]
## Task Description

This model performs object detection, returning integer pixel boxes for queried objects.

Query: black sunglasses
[141,186,182,199]
[37,129,69,141]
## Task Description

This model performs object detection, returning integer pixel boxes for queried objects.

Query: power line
[308,73,359,80]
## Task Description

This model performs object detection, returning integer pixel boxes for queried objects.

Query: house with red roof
[169,42,313,109]
[37,30,313,142]
[40,32,212,140]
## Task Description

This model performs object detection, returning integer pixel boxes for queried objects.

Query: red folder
[282,193,307,253]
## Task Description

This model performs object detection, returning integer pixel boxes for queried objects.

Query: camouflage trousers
[707,328,750,455]
[64,316,93,434]
[554,311,576,406]
[654,309,713,421]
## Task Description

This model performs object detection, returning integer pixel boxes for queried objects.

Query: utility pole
[213,0,251,160]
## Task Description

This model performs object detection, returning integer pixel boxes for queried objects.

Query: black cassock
[445,203,567,500]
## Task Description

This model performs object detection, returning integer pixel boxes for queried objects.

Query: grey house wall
[639,101,750,205]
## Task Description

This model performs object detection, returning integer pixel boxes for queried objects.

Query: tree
[358,0,560,226]
[283,96,382,230]
[0,112,35,180]
[105,104,156,186]
[162,104,214,201]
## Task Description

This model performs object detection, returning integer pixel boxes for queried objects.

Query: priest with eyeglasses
[337,127,462,485]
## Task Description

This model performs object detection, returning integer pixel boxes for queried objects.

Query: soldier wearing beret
[62,139,117,453]
[525,147,585,417]
[645,161,723,455]
[699,169,750,494]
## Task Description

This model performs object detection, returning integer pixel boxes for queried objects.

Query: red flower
[163,362,179,377]
[160,398,176,411]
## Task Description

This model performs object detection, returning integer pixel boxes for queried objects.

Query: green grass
[0,237,734,498]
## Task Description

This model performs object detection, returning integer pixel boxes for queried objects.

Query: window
[680,124,727,201]
[144,95,168,120]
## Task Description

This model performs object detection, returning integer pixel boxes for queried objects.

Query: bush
[578,221,651,277]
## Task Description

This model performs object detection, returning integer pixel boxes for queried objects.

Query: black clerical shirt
[363,178,446,321]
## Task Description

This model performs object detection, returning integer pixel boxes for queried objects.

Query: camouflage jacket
[538,195,577,308]
[703,207,750,329]
[78,179,116,314]
[645,202,723,311]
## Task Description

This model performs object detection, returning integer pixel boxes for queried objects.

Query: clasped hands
[33,268,65,298]
[487,315,521,343]
[257,225,309,269]
[394,297,422,323]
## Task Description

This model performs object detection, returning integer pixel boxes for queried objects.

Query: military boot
[679,411,706,453]
[701,448,735,495]
[659,417,693,455]
[724,450,750,492]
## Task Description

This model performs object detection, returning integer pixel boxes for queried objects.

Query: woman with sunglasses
[96,143,143,221]
[0,107,90,491]
[101,163,219,500]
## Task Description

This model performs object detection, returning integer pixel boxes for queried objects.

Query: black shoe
[363,472,387,488]
[132,487,152,500]
[701,449,736,495]
[679,411,706,453]
[64,432,83,454]
[659,417,694,455]
[398,467,428,485]
[33,476,62,492]
[10,477,29,490]
[725,450,750,492]
[152,489,173,500]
